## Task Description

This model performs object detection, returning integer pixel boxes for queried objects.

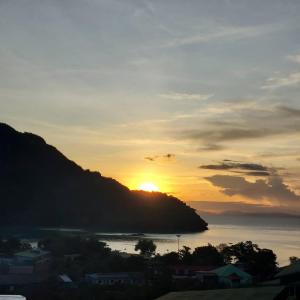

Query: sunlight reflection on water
[99,224,300,266]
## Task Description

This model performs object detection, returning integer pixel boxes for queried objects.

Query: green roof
[15,249,49,259]
[275,261,300,278]
[156,286,285,300]
[213,264,252,279]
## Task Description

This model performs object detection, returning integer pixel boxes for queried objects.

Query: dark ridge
[0,123,207,233]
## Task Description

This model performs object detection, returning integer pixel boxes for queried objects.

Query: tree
[0,237,32,255]
[253,248,277,279]
[220,241,259,264]
[160,251,179,265]
[192,244,224,266]
[179,246,192,264]
[135,239,157,257]
[289,256,300,264]
[220,241,277,279]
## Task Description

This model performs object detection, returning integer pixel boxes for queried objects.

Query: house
[0,297,26,300]
[155,286,288,300]
[57,274,77,288]
[15,249,50,265]
[0,249,51,287]
[275,261,300,299]
[213,264,253,287]
[171,265,215,279]
[275,261,300,284]
[85,272,145,286]
[195,271,219,286]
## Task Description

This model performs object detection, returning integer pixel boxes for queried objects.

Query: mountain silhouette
[0,123,207,233]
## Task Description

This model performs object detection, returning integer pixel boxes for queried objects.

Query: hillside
[0,123,207,233]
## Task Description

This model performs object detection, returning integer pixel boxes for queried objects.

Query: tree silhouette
[135,239,157,257]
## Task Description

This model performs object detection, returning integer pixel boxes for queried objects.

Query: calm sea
[1,215,299,266]
[99,215,300,266]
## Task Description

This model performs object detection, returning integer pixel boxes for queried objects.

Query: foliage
[38,235,110,257]
[0,237,32,255]
[289,256,300,264]
[179,246,192,264]
[135,239,157,257]
[219,241,277,279]
[192,244,224,266]
[160,251,179,265]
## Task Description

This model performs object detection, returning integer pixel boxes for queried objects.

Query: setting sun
[138,182,160,192]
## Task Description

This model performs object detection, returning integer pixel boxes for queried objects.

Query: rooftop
[156,286,285,300]
[86,272,143,279]
[58,274,73,283]
[275,261,300,278]
[213,264,252,279]
[15,249,50,259]
[0,297,26,300]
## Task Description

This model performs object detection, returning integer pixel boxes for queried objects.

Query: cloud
[162,24,281,48]
[144,153,176,162]
[262,72,300,90]
[174,104,300,148]
[277,105,300,117]
[145,156,157,161]
[200,160,270,177]
[159,93,213,101]
[181,127,276,142]
[200,161,268,171]
[235,171,270,177]
[198,144,226,151]
[205,174,300,205]
[287,54,300,64]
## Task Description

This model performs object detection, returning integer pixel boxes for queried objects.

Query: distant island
[0,123,207,233]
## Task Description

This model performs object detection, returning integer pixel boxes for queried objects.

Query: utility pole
[176,234,181,254]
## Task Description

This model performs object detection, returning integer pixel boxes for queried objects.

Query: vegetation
[0,235,288,300]
[289,256,300,264]
[0,122,207,233]
[0,237,32,255]
[135,239,157,257]
[219,241,277,279]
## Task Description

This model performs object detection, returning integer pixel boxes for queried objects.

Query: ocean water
[99,220,300,266]
[1,216,299,266]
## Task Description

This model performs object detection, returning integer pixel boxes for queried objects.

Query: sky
[1,0,300,214]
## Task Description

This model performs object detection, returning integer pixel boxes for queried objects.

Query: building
[195,271,219,287]
[57,274,77,289]
[171,265,216,279]
[275,261,300,285]
[213,264,253,287]
[85,272,145,286]
[155,286,288,300]
[14,250,50,265]
[0,249,51,287]
[0,297,26,300]
[275,261,300,299]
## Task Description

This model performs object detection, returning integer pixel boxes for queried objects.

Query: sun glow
[138,182,160,192]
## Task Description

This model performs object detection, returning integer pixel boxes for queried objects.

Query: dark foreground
[0,234,299,300]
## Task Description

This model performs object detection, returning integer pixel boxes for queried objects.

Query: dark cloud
[198,144,226,151]
[144,153,176,162]
[164,153,176,159]
[236,171,270,177]
[181,128,274,142]
[205,174,300,205]
[277,105,300,117]
[145,156,157,161]
[200,161,269,176]
[175,105,300,148]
